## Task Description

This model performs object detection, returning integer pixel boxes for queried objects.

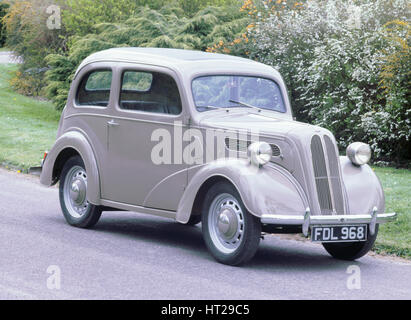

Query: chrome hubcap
[63,166,89,218]
[217,209,238,239]
[70,179,86,205]
[209,193,244,254]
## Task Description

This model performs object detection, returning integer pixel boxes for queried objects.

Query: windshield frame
[191,74,287,114]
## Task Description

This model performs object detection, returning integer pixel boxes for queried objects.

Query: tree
[0,1,10,47]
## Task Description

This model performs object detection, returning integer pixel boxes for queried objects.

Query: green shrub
[59,0,166,36]
[4,0,243,96]
[214,0,410,164]
[3,0,68,95]
[177,0,240,17]
[0,2,9,47]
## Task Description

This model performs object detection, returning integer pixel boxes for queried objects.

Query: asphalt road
[0,52,21,64]
[0,168,410,300]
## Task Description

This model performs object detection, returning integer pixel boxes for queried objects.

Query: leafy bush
[0,2,9,47]
[3,0,243,96]
[57,0,242,36]
[213,0,410,164]
[177,0,240,17]
[45,5,248,110]
[59,0,165,36]
[362,20,411,163]
[3,0,67,95]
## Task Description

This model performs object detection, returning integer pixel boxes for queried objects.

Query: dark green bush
[0,2,9,47]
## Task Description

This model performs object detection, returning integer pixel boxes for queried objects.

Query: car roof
[75,47,279,79]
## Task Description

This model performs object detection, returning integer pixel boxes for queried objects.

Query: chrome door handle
[107,120,119,127]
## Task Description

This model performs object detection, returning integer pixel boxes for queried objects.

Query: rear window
[122,71,153,92]
[77,70,112,107]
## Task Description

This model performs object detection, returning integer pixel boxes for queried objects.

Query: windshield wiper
[229,100,262,112]
[198,105,228,111]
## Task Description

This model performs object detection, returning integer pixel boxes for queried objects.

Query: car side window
[119,70,182,115]
[77,70,112,107]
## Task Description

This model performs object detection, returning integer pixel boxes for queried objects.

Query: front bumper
[261,207,397,237]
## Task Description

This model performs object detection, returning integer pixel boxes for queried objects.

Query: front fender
[340,156,385,214]
[176,159,308,223]
[40,130,101,205]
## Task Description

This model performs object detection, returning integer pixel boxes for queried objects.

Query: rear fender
[40,130,101,205]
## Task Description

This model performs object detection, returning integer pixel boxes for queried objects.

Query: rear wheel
[59,156,102,228]
[322,225,379,260]
[202,182,261,265]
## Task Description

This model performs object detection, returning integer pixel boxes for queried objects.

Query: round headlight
[347,142,371,166]
[248,141,272,167]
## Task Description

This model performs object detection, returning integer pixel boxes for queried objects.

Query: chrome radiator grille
[311,135,345,215]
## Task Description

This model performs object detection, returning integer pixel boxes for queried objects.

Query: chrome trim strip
[100,199,177,219]
[261,212,397,226]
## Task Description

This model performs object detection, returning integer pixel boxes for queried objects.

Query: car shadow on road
[84,213,357,271]
[93,214,208,252]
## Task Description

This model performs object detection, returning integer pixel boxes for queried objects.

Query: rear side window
[77,70,112,107]
[119,70,182,115]
[122,71,153,92]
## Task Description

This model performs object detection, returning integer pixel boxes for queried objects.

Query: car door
[68,63,115,181]
[101,64,189,211]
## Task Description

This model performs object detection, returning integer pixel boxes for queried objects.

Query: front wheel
[322,225,379,261]
[202,182,261,266]
[59,156,102,228]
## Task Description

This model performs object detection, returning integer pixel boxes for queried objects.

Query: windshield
[192,75,286,113]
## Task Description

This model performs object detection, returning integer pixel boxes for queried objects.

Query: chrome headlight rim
[347,142,371,166]
[248,141,272,167]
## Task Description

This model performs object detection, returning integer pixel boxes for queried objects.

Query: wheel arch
[40,130,101,205]
[52,147,80,185]
[176,159,308,224]
[190,175,235,220]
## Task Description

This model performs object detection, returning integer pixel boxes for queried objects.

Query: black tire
[322,225,379,261]
[185,214,202,226]
[59,156,102,228]
[202,182,261,266]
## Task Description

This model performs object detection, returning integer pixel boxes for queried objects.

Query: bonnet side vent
[224,138,281,157]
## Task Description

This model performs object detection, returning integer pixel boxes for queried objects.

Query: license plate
[311,225,367,243]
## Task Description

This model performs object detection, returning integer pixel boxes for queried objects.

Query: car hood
[197,109,341,216]
[198,110,324,139]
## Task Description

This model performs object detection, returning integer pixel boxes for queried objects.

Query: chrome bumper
[261,207,397,237]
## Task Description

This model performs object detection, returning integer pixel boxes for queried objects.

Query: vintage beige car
[40,48,396,265]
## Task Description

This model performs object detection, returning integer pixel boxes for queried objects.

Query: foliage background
[213,0,411,165]
[1,0,410,165]
[0,1,9,47]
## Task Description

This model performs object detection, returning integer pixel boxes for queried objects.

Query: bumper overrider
[261,207,397,237]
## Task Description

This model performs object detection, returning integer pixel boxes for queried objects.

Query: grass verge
[372,167,411,259]
[0,64,60,169]
[0,64,409,259]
